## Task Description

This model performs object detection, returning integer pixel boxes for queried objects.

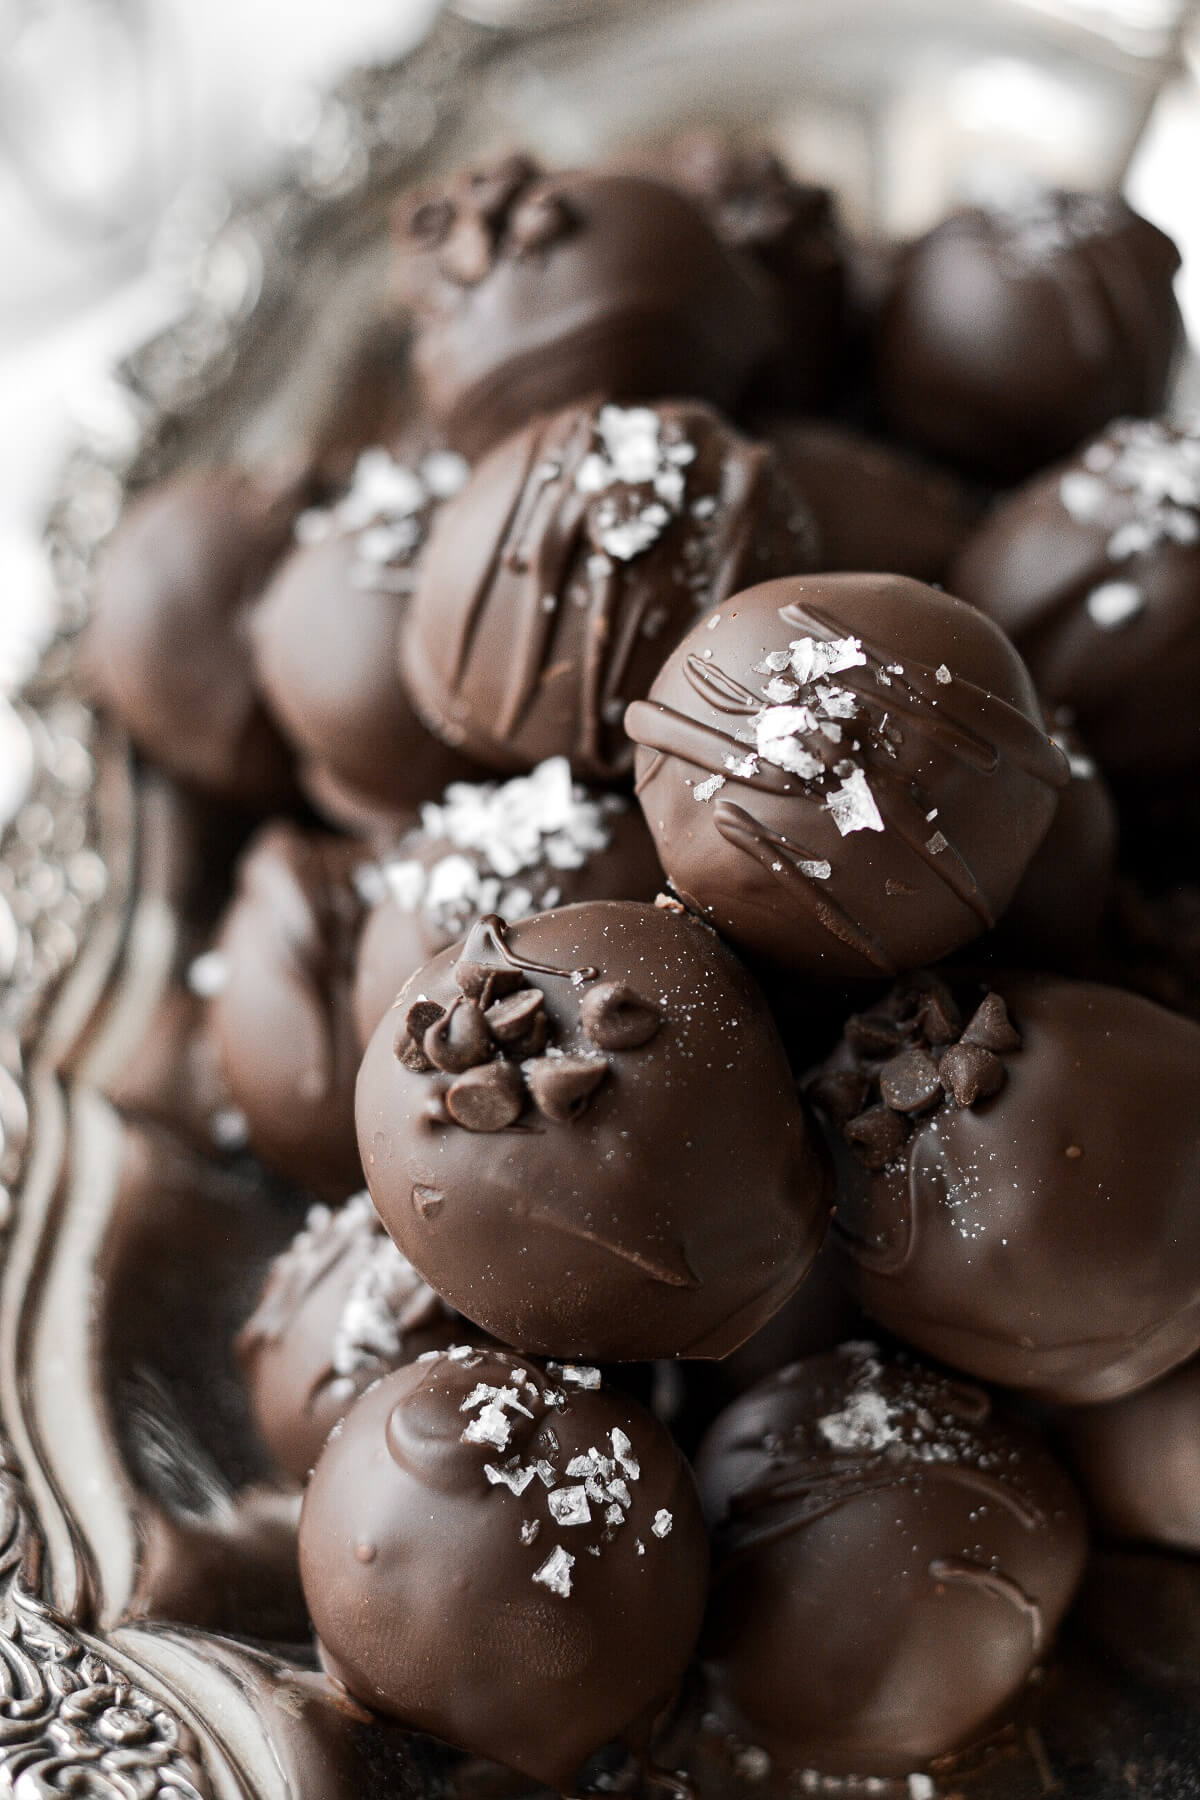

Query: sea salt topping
[907,1776,935,1800]
[746,636,886,834]
[532,1544,575,1597]
[798,859,832,881]
[610,1428,640,1480]
[574,404,698,562]
[519,1519,539,1545]
[693,773,726,803]
[187,949,229,998]
[462,1406,514,1450]
[1059,470,1108,522]
[210,1107,249,1151]
[292,446,468,585]
[330,1206,436,1377]
[1070,420,1200,566]
[548,1486,592,1527]
[652,1509,673,1538]
[485,1463,537,1496]
[935,664,952,685]
[549,1363,602,1389]
[1085,580,1144,630]
[756,707,824,780]
[826,768,885,836]
[818,1349,904,1453]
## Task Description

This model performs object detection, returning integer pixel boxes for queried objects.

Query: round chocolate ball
[357,901,831,1361]
[393,158,783,457]
[236,1192,459,1482]
[809,973,1200,1403]
[876,190,1183,481]
[626,572,1067,980]
[85,466,297,807]
[949,417,1200,776]
[250,447,482,833]
[207,822,367,1195]
[298,1348,709,1788]
[1062,1357,1200,1554]
[352,757,662,1047]
[695,1344,1087,1778]
[400,397,816,782]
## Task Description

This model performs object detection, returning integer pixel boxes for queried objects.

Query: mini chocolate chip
[438,215,493,286]
[486,986,547,1054]
[446,1060,526,1132]
[844,1013,906,1059]
[939,1043,1006,1107]
[395,1029,432,1073]
[878,1046,943,1114]
[406,1000,445,1039]
[508,191,575,253]
[960,992,1022,1053]
[412,1185,444,1218]
[525,1054,609,1123]
[843,1104,907,1170]
[914,984,962,1046]
[425,999,493,1074]
[423,1079,452,1125]
[808,1069,871,1127]
[454,916,527,1001]
[580,981,662,1051]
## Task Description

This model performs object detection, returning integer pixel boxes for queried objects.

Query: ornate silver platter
[4,2,1200,1793]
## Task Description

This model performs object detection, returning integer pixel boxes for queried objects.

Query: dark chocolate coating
[299,1348,709,1787]
[357,901,831,1361]
[401,398,816,782]
[352,760,662,1047]
[876,192,1183,481]
[237,1192,459,1482]
[85,467,298,807]
[208,823,367,1195]
[250,449,481,830]
[626,573,1066,979]
[695,1346,1087,1777]
[763,418,980,584]
[394,161,783,457]
[949,418,1200,776]
[1062,1357,1200,1553]
[813,974,1200,1403]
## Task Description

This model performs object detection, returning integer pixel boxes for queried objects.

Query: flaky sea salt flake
[826,768,885,836]
[532,1545,575,1597]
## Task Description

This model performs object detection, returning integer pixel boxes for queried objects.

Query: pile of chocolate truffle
[84,135,1200,1795]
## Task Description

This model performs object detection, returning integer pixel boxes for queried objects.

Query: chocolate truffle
[237,1192,459,1482]
[809,973,1200,1403]
[393,158,783,457]
[298,1347,708,1787]
[695,1344,1087,1777]
[763,418,979,584]
[357,902,831,1361]
[949,417,1200,776]
[207,823,367,1195]
[85,466,298,807]
[352,757,662,1047]
[250,447,482,834]
[400,398,816,782]
[1062,1357,1200,1554]
[877,190,1183,480]
[626,573,1067,979]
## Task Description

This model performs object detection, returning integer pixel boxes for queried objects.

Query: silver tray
[4,2,1200,1793]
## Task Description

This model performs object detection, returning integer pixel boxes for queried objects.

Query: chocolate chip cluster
[393,914,661,1133]
[809,976,1022,1170]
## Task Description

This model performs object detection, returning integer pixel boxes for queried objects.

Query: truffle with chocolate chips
[393,158,783,457]
[876,191,1183,481]
[626,572,1067,980]
[950,417,1200,776]
[237,1192,460,1483]
[1062,1356,1200,1553]
[695,1345,1087,1779]
[250,447,481,834]
[356,901,831,1361]
[400,398,817,782]
[298,1348,708,1788]
[206,823,368,1195]
[84,466,298,808]
[352,757,662,1047]
[809,973,1200,1403]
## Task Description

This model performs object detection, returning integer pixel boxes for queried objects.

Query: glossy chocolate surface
[627,572,1066,979]
[1063,1356,1200,1553]
[357,901,831,1360]
[950,418,1200,776]
[695,1345,1087,1777]
[877,192,1183,480]
[394,161,783,457]
[812,973,1200,1402]
[299,1348,709,1787]
[401,397,816,782]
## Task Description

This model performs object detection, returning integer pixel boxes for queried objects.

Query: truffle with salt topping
[626,572,1067,980]
[356,901,831,1361]
[393,158,784,457]
[950,417,1200,776]
[236,1192,460,1482]
[695,1345,1087,1779]
[876,191,1182,481]
[809,972,1200,1403]
[250,447,481,833]
[298,1347,708,1788]
[352,757,661,1046]
[400,397,817,783]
